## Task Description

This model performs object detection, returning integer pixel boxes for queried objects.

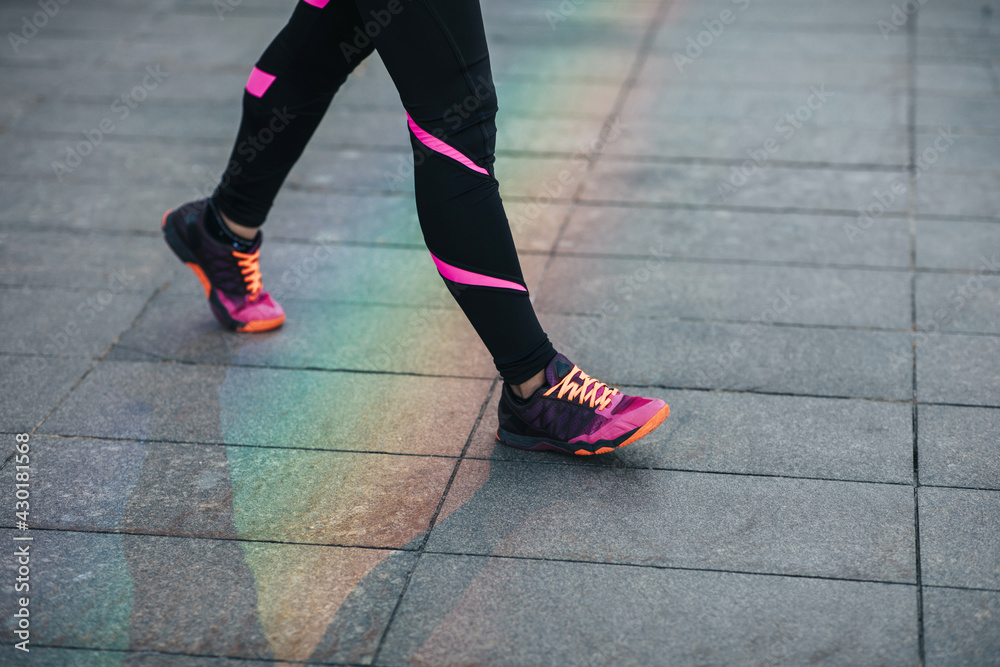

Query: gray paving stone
[0,231,178,292]
[640,53,909,89]
[916,220,1000,271]
[143,10,290,38]
[495,115,618,154]
[916,34,1000,60]
[558,206,912,267]
[38,361,490,456]
[605,118,910,165]
[0,355,92,432]
[9,99,241,142]
[171,0,294,15]
[484,7,654,35]
[487,44,636,80]
[20,647,273,666]
[916,171,1000,219]
[54,66,247,104]
[108,292,497,377]
[538,257,912,329]
[543,315,914,399]
[467,383,913,483]
[0,529,134,652]
[919,405,1000,490]
[916,272,1000,335]
[0,36,115,69]
[736,2,901,27]
[653,28,907,59]
[1,435,145,532]
[379,554,919,665]
[917,95,1000,131]
[919,487,1000,589]
[0,181,198,233]
[428,461,915,581]
[0,528,412,661]
[623,86,906,127]
[0,436,454,547]
[919,3,1000,32]
[262,191,422,245]
[924,587,1000,667]
[98,30,278,72]
[0,135,228,188]
[0,287,150,358]
[0,5,154,34]
[581,160,912,212]
[916,63,997,94]
[917,334,1000,406]
[915,132,1000,172]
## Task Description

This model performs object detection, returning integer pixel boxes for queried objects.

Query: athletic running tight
[213,0,556,384]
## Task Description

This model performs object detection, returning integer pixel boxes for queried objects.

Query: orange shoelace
[233,249,263,301]
[543,365,620,412]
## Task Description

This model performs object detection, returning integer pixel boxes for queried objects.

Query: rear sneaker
[496,354,669,455]
[161,199,285,332]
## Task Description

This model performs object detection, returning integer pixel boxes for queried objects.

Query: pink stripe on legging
[302,0,330,6]
[245,67,276,98]
[430,252,527,292]
[407,113,489,175]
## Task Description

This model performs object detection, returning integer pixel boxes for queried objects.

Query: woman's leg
[163,0,376,332]
[213,0,377,228]
[351,0,555,385]
[355,0,670,455]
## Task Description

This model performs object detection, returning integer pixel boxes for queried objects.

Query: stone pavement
[1,0,998,663]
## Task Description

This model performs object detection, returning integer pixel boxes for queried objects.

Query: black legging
[213,0,555,384]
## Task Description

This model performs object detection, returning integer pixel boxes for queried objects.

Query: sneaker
[161,199,285,332]
[496,354,670,455]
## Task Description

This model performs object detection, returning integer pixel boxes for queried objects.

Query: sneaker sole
[496,402,670,456]
[161,209,285,333]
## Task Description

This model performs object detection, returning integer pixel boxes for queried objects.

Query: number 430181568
[14,433,30,524]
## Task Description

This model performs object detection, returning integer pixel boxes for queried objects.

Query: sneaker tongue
[547,354,575,386]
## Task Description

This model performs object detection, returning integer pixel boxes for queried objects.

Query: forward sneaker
[161,199,285,332]
[497,354,669,455]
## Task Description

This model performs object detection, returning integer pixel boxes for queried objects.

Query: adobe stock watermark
[844,126,954,243]
[546,0,586,30]
[673,0,753,72]
[213,0,246,20]
[191,106,297,200]
[877,0,928,38]
[716,85,830,202]
[7,0,71,54]
[339,0,413,63]
[51,65,169,182]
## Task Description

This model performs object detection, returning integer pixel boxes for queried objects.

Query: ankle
[511,369,545,399]
[218,210,258,241]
